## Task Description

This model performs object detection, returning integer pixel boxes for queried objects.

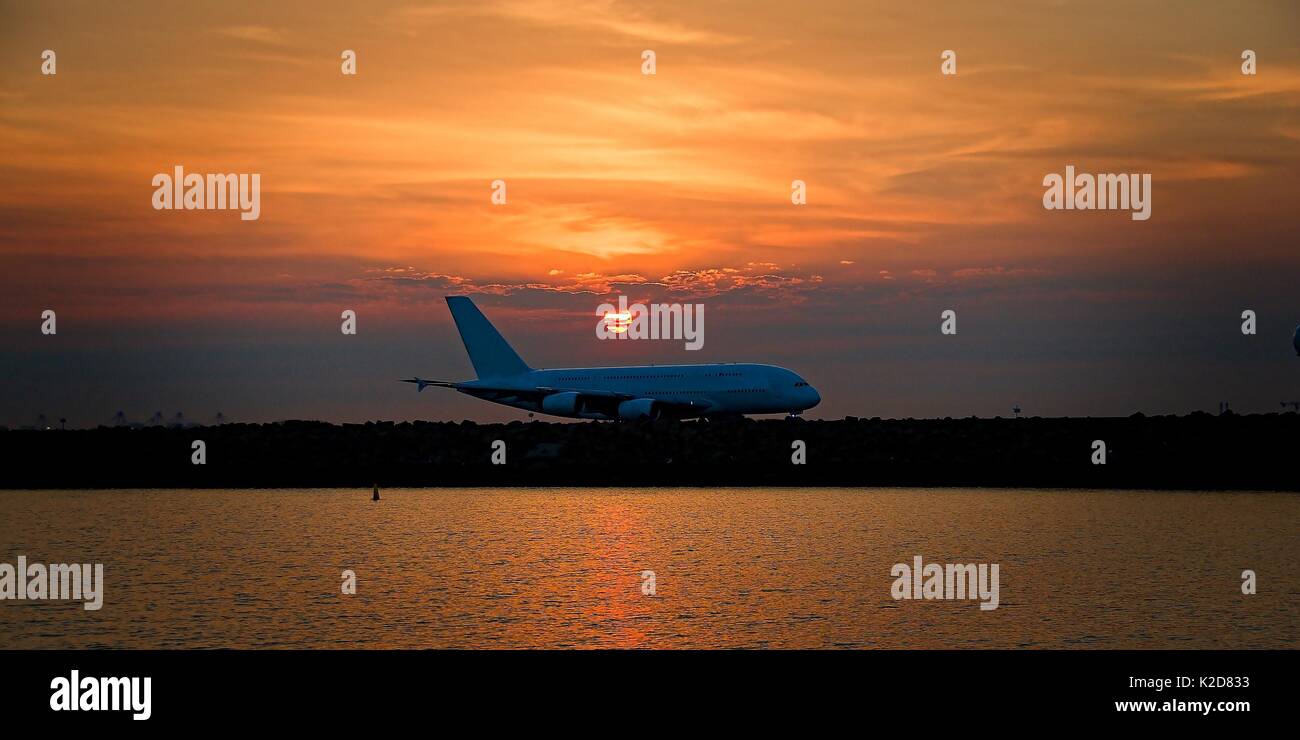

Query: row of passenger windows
[556,371,745,382]
[636,388,768,395]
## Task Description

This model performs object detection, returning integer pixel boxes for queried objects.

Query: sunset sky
[2,0,1299,425]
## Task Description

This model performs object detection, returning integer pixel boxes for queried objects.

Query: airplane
[402,296,821,421]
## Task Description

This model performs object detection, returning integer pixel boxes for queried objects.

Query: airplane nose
[806,386,821,409]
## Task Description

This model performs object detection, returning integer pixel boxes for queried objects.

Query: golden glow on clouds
[1,0,1298,319]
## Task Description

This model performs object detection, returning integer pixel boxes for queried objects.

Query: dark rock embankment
[2,413,1296,490]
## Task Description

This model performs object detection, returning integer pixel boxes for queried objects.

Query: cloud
[949,266,1051,280]
[214,26,287,45]
[392,0,741,44]
[356,262,822,302]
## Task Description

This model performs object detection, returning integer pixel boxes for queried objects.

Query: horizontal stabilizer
[400,377,457,392]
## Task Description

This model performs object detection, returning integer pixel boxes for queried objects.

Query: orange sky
[2,0,1299,423]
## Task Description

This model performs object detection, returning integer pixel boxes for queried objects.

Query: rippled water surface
[1,488,1296,648]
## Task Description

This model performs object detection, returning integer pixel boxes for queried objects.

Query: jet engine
[617,398,661,421]
[541,391,582,416]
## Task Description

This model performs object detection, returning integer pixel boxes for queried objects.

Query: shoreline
[4,413,1297,491]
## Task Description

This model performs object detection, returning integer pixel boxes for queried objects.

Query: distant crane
[212,412,226,426]
[170,412,186,428]
[147,411,164,426]
[1282,401,1300,412]
[110,410,129,427]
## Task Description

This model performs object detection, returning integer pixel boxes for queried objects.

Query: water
[0,488,1296,648]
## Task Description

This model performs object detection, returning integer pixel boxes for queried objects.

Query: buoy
[372,484,380,502]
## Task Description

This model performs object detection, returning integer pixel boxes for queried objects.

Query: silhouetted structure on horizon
[2,414,1297,491]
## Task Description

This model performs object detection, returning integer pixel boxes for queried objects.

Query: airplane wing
[399,379,712,413]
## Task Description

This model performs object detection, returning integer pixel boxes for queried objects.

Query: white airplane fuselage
[457,362,820,420]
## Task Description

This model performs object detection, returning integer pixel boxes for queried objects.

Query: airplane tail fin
[445,296,532,378]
